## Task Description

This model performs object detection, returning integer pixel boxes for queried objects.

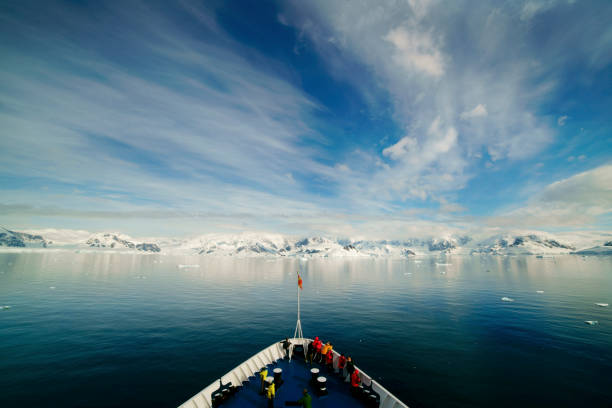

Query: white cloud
[488,165,612,227]
[460,104,488,120]
[384,26,445,77]
[280,0,556,208]
[335,163,350,172]
[382,136,418,160]
[520,0,576,21]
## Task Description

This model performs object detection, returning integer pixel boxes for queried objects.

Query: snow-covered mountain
[572,241,612,255]
[0,228,49,248]
[1,228,610,256]
[85,233,160,252]
[472,234,576,255]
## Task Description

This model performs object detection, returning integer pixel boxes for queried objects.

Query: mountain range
[1,228,611,256]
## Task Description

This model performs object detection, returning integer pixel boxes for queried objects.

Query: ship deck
[222,353,370,408]
[179,338,407,408]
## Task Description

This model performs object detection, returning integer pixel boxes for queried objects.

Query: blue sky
[0,0,610,238]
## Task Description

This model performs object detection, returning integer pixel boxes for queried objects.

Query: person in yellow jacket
[266,377,275,408]
[321,342,333,363]
[259,367,268,394]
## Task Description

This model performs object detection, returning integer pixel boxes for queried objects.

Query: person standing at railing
[325,344,334,370]
[350,368,362,396]
[306,340,314,364]
[337,354,347,376]
[321,342,332,362]
[313,337,323,362]
[345,356,355,382]
[281,338,291,359]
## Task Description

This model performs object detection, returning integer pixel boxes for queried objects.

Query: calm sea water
[0,252,610,407]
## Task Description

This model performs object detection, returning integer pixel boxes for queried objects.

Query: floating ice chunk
[501,297,514,302]
[585,320,599,325]
[595,303,609,307]
[49,286,56,290]
[178,264,199,268]
[1,305,10,310]
[536,290,544,294]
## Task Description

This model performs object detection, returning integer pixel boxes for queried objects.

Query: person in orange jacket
[321,342,332,364]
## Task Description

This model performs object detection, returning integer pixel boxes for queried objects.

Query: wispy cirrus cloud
[0,1,338,224]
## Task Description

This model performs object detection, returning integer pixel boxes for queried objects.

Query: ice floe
[49,286,56,289]
[1,305,11,310]
[595,303,609,307]
[584,320,599,325]
[536,290,544,294]
[501,297,514,302]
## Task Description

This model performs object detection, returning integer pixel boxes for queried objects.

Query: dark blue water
[0,252,610,407]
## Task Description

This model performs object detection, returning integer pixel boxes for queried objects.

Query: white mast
[293,270,303,339]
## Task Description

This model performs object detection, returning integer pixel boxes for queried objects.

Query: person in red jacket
[337,354,347,376]
[325,347,334,369]
[313,337,323,363]
[350,368,361,396]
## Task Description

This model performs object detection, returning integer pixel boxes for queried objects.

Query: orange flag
[297,272,303,290]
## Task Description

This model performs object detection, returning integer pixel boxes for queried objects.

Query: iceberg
[584,320,599,325]
[536,290,544,294]
[501,297,514,302]
[595,303,609,307]
[1,305,11,310]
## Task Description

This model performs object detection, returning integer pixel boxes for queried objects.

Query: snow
[572,246,612,255]
[1,228,611,258]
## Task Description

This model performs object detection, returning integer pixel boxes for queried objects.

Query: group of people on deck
[261,336,363,407]
[307,336,362,392]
